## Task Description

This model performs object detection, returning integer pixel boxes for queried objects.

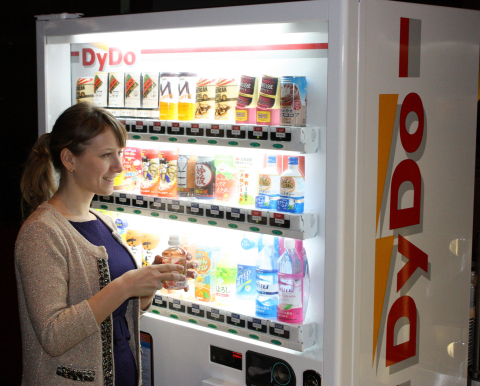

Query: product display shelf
[121,118,320,153]
[148,293,316,352]
[91,193,317,240]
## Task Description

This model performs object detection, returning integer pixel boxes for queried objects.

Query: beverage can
[215,78,238,121]
[108,72,125,107]
[195,156,216,199]
[178,72,197,121]
[157,150,178,198]
[142,72,159,109]
[93,72,109,107]
[177,155,197,197]
[236,75,259,124]
[140,148,160,195]
[195,78,216,119]
[280,76,307,127]
[125,72,141,108]
[159,72,179,120]
[256,75,281,125]
[122,147,142,192]
[76,78,94,104]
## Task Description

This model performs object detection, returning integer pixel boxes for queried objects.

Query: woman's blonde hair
[20,103,127,219]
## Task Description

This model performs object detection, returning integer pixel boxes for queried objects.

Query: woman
[15,103,196,385]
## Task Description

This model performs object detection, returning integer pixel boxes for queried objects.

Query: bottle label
[236,264,256,297]
[277,272,303,322]
[256,270,278,294]
[259,173,280,195]
[280,175,304,198]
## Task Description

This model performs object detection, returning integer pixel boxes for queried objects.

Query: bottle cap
[114,218,128,229]
[284,238,296,250]
[263,235,274,246]
[241,237,256,250]
[288,157,298,165]
[267,155,276,164]
[168,235,181,246]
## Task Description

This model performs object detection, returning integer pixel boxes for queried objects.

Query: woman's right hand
[119,264,186,298]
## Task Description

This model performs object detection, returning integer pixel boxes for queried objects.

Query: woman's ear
[60,148,75,173]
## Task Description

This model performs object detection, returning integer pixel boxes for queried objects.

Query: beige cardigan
[15,202,144,386]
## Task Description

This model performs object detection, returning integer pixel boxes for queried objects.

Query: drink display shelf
[92,193,318,240]
[148,293,316,353]
[121,118,320,153]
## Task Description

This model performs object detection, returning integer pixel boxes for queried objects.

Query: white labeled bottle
[236,233,258,301]
[255,236,278,318]
[277,238,305,323]
[161,235,187,290]
[279,156,305,213]
[255,155,280,210]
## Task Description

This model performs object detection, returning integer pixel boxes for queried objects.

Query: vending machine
[35,0,480,385]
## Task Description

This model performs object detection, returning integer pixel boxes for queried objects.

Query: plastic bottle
[216,252,238,306]
[236,233,258,300]
[255,236,278,318]
[297,240,310,320]
[278,156,305,213]
[256,155,281,210]
[277,238,306,323]
[161,235,187,290]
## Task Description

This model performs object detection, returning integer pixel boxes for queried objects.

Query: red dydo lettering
[82,48,95,66]
[386,296,417,366]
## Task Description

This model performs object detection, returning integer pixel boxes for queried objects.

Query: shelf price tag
[149,197,166,211]
[151,120,165,134]
[205,204,225,219]
[270,126,292,142]
[226,207,246,222]
[187,302,206,318]
[269,212,291,229]
[247,209,268,225]
[168,298,186,313]
[226,124,246,139]
[269,322,291,339]
[153,294,167,308]
[186,202,204,216]
[247,317,268,334]
[206,307,226,323]
[247,125,269,140]
[167,199,186,214]
[227,312,246,328]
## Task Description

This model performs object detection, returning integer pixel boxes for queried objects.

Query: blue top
[70,218,137,386]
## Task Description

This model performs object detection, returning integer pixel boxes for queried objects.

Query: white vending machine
[35,1,480,385]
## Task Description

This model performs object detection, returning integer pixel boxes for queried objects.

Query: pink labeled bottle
[277,238,305,323]
[161,235,187,290]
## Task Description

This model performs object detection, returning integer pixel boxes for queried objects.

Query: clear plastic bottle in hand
[162,235,187,290]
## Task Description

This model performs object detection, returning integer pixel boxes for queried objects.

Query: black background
[0,1,478,384]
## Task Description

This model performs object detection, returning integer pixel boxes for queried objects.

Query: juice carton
[195,245,217,303]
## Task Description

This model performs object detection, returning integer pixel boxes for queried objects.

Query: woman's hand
[120,264,187,298]
[154,252,198,291]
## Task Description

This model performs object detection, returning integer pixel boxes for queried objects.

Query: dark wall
[0,1,478,385]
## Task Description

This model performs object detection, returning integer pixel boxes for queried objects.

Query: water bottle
[236,233,258,300]
[278,238,305,322]
[255,235,278,318]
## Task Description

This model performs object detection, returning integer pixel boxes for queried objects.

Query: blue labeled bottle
[255,235,278,318]
[236,233,258,300]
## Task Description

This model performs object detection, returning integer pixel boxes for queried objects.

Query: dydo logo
[372,17,429,383]
[76,43,137,71]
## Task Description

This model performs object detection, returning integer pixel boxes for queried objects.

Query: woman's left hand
[154,252,198,291]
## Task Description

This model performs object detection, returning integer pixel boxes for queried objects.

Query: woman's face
[70,127,123,197]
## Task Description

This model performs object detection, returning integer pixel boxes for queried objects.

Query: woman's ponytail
[20,133,57,219]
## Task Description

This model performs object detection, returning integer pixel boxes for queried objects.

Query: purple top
[70,218,137,386]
